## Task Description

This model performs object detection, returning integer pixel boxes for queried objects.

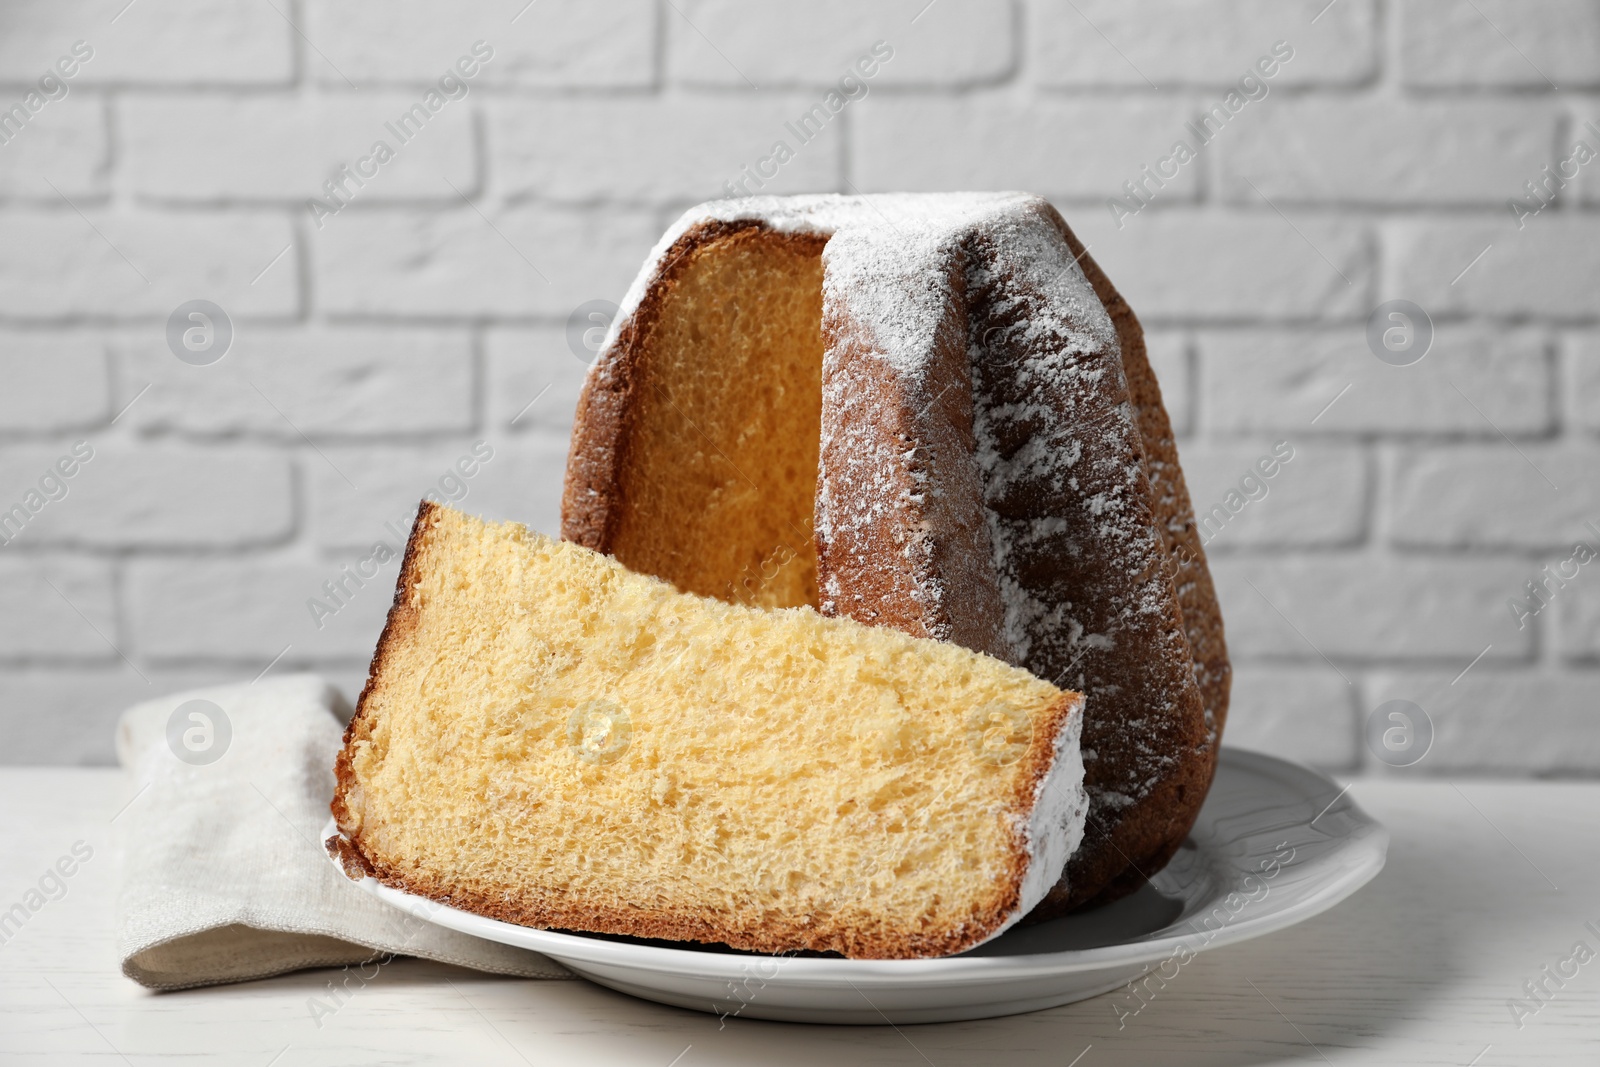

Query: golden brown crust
[950,204,1209,918]
[1057,229,1230,747]
[815,250,1012,659]
[1039,219,1230,913]
[330,502,1085,959]
[325,831,373,880]
[330,498,437,838]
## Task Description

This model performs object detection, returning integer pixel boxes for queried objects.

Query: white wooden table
[1,768,1595,1065]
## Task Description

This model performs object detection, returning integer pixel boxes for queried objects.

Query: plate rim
[323,747,1388,985]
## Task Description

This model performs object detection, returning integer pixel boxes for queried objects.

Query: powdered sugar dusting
[1016,695,1089,919]
[933,210,1194,837]
[606,193,1047,380]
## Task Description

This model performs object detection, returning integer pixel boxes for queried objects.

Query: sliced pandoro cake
[561,193,1226,917]
[329,501,1088,959]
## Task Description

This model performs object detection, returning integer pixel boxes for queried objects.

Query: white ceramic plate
[325,748,1386,1024]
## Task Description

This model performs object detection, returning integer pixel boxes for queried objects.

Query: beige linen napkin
[115,673,570,990]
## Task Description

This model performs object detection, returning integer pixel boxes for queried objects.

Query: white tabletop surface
[0,767,1595,1065]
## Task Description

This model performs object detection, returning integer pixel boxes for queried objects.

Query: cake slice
[329,502,1088,959]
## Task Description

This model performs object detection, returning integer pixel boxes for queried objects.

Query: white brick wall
[121,95,479,202]
[1218,100,1559,205]
[1399,0,1600,89]
[0,0,1595,776]
[305,0,659,89]
[1029,0,1378,87]
[491,97,844,202]
[666,0,1013,87]
[0,1,294,85]
[853,97,1204,201]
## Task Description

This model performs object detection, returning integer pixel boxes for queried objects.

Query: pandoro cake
[560,193,1230,914]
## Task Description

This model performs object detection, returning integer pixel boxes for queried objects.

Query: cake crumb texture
[333,502,1087,959]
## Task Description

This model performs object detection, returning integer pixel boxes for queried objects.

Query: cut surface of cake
[330,502,1088,959]
[561,193,1229,916]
